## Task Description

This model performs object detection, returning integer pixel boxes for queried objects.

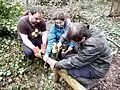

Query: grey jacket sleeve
[59,30,68,43]
[59,20,73,44]
[55,38,103,69]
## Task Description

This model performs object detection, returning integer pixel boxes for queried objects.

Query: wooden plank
[57,69,86,90]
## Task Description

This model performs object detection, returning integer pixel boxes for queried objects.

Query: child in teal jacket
[44,12,75,57]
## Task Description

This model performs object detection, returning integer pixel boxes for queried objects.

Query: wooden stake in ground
[52,43,61,85]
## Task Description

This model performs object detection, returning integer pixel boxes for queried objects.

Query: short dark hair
[67,23,89,42]
[23,6,43,16]
[53,12,66,21]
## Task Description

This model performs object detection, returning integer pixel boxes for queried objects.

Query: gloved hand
[46,57,58,70]
[32,46,42,58]
[57,42,62,52]
[43,54,49,62]
[41,44,47,53]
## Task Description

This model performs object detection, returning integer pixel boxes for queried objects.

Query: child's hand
[57,42,62,52]
[52,43,58,53]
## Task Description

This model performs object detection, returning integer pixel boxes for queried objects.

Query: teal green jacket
[45,22,75,56]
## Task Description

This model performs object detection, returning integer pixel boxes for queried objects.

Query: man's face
[30,12,42,26]
[55,19,65,27]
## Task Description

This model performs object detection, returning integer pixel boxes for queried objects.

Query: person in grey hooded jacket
[44,23,112,89]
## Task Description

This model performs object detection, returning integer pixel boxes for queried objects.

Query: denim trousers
[60,51,102,79]
[20,36,42,59]
[67,65,102,79]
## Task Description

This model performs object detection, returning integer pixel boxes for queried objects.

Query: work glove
[43,54,49,62]
[46,57,58,70]
[41,44,47,53]
[32,46,42,58]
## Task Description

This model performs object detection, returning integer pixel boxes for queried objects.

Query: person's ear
[81,37,86,43]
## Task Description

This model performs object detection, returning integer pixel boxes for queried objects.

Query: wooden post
[53,68,60,83]
[52,43,60,85]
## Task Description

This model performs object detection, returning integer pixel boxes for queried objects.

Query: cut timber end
[57,70,86,90]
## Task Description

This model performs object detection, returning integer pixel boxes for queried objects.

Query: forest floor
[0,44,119,90]
[0,0,120,90]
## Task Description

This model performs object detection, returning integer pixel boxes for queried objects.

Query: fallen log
[56,69,86,90]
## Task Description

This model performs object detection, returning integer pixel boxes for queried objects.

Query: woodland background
[0,0,120,90]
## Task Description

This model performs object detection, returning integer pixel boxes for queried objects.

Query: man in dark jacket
[43,23,112,89]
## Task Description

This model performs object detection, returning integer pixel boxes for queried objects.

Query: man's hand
[33,46,40,54]
[47,57,58,70]
[43,54,49,62]
[32,46,42,58]
[41,44,47,53]
[43,55,58,70]
[34,50,42,58]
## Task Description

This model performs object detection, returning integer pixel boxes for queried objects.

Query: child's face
[55,19,65,27]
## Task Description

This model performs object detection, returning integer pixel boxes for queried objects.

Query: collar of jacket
[55,21,67,29]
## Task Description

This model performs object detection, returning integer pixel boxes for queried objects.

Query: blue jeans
[67,65,103,79]
[20,36,42,59]
[62,51,103,79]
